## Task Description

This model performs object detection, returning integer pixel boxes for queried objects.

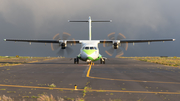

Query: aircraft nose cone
[87,56,93,60]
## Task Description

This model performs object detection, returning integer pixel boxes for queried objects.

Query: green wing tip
[4,39,6,41]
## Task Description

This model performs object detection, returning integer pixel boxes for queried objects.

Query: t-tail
[68,16,112,40]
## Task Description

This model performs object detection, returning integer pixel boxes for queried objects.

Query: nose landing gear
[74,57,79,64]
[100,58,105,64]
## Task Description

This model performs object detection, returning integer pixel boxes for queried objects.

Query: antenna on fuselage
[68,16,112,41]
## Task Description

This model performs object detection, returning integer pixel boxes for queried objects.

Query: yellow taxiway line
[0,64,180,95]
[82,64,180,94]
[88,76,180,85]
[86,65,91,77]
[0,84,180,94]
[86,65,180,85]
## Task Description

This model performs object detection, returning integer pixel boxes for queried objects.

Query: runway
[0,58,180,101]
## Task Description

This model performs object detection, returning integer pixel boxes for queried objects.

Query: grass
[0,56,58,67]
[1,95,84,101]
[31,96,39,98]
[109,99,122,101]
[83,86,92,97]
[120,56,180,67]
[48,83,56,88]
[7,91,16,93]
[121,88,126,90]
[0,95,13,101]
[110,93,114,95]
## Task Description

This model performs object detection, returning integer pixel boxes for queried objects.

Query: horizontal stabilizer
[68,20,112,22]
[68,20,88,22]
[92,20,112,22]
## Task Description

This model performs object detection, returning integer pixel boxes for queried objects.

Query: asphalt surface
[0,58,180,101]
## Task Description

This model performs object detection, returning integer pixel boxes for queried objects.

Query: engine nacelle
[113,43,118,49]
[61,43,66,49]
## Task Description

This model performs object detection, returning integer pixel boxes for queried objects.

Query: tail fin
[68,16,112,40]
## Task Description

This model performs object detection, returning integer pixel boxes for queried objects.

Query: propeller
[51,32,74,56]
[104,32,128,57]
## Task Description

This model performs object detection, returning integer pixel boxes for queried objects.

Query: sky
[0,0,179,57]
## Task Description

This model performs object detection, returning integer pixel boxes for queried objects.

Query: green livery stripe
[94,54,102,61]
[83,50,96,55]
[87,56,94,60]
[87,54,102,61]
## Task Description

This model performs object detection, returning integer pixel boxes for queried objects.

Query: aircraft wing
[4,39,80,44]
[100,38,175,43]
[4,38,175,44]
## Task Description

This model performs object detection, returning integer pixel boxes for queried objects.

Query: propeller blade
[51,33,75,57]
[117,33,126,40]
[108,32,115,40]
[103,39,106,47]
[105,47,114,56]
[121,42,128,51]
[57,49,64,56]
[51,43,60,51]
[66,47,73,56]
[54,33,60,40]
[117,33,128,51]
[51,33,60,51]
[105,32,128,57]
[72,38,76,45]
[63,32,71,40]
[116,48,124,57]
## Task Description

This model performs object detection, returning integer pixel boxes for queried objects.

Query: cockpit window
[90,47,94,49]
[85,47,89,49]
[83,47,97,50]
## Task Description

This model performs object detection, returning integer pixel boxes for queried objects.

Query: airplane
[4,16,175,64]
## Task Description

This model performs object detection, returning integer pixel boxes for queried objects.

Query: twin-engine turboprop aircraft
[4,16,175,64]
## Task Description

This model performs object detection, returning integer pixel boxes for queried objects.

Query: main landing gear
[74,57,79,64]
[100,58,105,64]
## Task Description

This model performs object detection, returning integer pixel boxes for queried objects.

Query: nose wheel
[100,58,105,64]
[74,57,79,64]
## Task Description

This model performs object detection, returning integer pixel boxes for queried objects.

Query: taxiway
[0,58,180,101]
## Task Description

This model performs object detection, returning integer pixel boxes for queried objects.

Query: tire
[74,58,77,64]
[100,59,102,64]
[103,58,105,64]
[77,57,79,64]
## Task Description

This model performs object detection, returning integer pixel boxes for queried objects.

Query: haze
[0,0,179,57]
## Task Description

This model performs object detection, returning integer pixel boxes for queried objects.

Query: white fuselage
[78,41,100,62]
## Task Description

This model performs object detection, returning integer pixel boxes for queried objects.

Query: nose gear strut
[100,58,105,64]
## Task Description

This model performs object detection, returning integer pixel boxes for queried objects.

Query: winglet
[173,39,176,41]
[4,39,6,41]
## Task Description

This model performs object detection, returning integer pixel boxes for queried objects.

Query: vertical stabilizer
[88,16,92,40]
[68,16,112,40]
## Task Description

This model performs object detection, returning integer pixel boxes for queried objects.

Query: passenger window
[85,47,89,50]
[94,47,97,50]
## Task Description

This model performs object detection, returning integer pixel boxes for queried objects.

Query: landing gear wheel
[100,59,102,64]
[103,58,105,64]
[74,58,77,64]
[76,57,79,64]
